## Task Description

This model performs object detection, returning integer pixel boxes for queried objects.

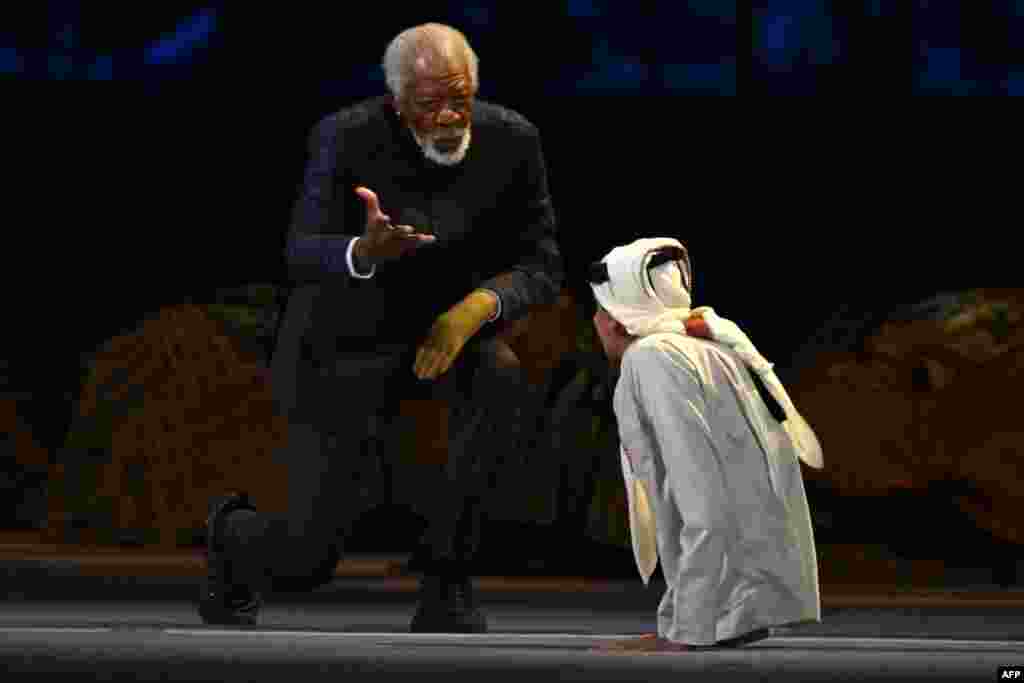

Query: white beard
[411,126,472,166]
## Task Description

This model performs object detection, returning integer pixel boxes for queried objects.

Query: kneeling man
[588,238,823,651]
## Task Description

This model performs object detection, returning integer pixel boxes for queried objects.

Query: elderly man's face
[396,55,476,165]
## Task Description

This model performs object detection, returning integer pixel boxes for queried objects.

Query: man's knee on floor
[267,541,341,593]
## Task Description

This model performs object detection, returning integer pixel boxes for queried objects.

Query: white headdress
[589,237,823,468]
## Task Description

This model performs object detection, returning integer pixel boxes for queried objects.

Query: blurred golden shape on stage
[791,288,1024,545]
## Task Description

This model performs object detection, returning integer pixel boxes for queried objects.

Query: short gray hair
[382,23,479,99]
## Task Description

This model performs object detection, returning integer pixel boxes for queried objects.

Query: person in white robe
[587,237,824,652]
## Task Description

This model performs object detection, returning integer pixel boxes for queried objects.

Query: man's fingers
[414,346,448,380]
[395,227,436,249]
[414,346,430,379]
[395,225,435,239]
[426,352,446,380]
[401,232,435,246]
[355,186,381,218]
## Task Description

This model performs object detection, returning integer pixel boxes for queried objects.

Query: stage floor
[2,578,1022,681]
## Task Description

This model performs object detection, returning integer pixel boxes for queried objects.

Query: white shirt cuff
[347,237,375,279]
[480,288,501,322]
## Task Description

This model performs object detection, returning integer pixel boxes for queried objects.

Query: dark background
[2,3,1022,578]
[7,3,1021,356]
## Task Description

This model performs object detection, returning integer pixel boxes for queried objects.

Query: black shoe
[410,575,487,633]
[198,492,263,626]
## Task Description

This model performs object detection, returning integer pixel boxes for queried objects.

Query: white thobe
[614,332,821,646]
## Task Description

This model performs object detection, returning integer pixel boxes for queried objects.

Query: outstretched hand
[354,187,436,266]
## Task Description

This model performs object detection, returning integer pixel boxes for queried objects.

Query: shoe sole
[409,610,487,634]
[199,493,262,626]
[198,600,259,626]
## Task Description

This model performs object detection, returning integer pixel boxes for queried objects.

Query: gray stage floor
[2,581,1023,681]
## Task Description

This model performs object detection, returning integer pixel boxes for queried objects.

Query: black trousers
[227,333,526,593]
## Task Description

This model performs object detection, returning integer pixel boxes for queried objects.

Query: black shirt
[285,96,564,347]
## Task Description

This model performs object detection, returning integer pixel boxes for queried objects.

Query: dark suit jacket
[271,96,564,414]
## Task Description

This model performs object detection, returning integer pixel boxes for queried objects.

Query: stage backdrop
[3,4,1022,587]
